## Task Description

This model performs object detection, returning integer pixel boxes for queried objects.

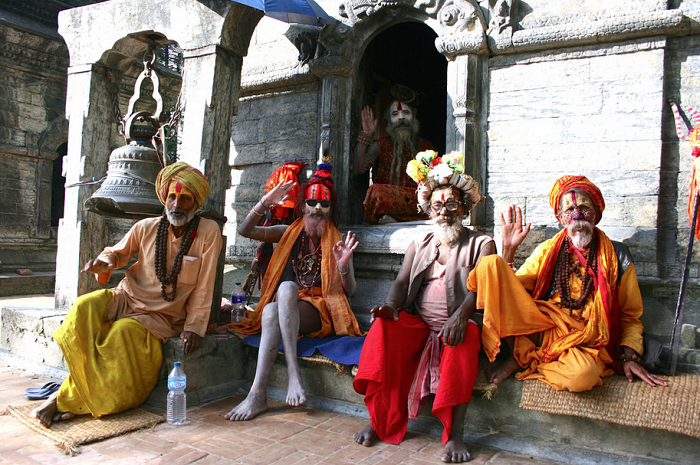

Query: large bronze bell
[85,50,168,219]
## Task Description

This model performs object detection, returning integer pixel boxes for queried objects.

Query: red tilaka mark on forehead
[397,101,402,111]
[570,192,577,208]
[175,182,183,193]
[441,191,445,202]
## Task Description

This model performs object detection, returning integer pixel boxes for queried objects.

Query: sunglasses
[305,199,331,208]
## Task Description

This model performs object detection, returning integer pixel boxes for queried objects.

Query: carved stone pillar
[446,53,487,225]
[309,56,353,226]
[178,44,244,318]
[55,64,113,308]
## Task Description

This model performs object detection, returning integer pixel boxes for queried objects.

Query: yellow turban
[155,162,210,208]
[548,175,605,224]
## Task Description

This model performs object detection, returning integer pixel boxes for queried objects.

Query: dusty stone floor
[0,364,560,465]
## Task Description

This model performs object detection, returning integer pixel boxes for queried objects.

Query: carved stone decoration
[317,23,355,58]
[484,0,516,36]
[294,32,318,65]
[435,31,487,57]
[339,0,413,25]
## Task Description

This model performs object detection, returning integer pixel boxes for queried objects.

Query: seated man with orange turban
[468,175,667,392]
[32,162,223,427]
[225,157,362,421]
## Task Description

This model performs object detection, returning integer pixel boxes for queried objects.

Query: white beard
[166,207,196,227]
[433,216,463,245]
[567,220,594,249]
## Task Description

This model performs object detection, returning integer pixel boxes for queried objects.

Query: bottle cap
[174,361,181,367]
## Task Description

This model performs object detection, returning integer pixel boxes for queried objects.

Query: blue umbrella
[232,0,336,26]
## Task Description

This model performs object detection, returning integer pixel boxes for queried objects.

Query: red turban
[549,175,605,224]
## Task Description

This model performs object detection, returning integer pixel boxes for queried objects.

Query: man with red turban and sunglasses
[32,162,222,428]
[226,157,362,421]
[468,175,667,392]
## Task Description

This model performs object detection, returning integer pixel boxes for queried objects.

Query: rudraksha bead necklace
[553,234,598,321]
[155,214,201,302]
[292,231,322,291]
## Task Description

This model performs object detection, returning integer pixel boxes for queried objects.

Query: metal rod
[669,190,700,376]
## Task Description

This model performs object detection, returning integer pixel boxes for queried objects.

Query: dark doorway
[51,142,67,229]
[350,21,448,224]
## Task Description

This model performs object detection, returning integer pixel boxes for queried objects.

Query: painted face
[305,184,331,217]
[430,187,462,218]
[389,101,414,126]
[559,191,597,226]
[166,182,197,226]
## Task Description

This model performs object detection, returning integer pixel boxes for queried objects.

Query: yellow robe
[468,229,644,392]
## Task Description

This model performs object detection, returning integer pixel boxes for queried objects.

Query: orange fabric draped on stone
[468,229,626,391]
[231,217,362,337]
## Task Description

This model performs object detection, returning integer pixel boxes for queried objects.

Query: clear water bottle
[230,282,246,323]
[166,361,186,425]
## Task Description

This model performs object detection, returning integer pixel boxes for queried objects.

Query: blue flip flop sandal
[25,382,60,394]
[24,383,61,400]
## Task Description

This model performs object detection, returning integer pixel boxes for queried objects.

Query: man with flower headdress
[225,156,362,422]
[468,175,667,392]
[354,84,435,223]
[353,151,495,463]
[32,162,223,428]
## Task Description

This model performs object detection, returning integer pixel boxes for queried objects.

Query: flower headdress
[406,150,482,213]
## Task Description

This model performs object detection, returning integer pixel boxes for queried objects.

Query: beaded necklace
[155,214,201,302]
[553,234,598,321]
[292,231,322,290]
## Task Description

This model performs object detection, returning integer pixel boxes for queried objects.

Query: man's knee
[277,281,299,302]
[261,302,279,327]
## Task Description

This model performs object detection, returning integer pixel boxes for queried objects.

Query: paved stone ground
[0,364,560,465]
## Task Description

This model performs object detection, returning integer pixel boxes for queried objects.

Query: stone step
[2,297,699,464]
[0,273,56,297]
[0,298,250,409]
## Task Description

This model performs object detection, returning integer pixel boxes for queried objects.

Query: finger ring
[506,219,512,223]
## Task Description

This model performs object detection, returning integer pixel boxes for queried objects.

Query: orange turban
[155,162,210,208]
[548,175,605,224]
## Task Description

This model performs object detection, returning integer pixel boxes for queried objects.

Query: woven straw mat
[519,372,700,439]
[1,404,163,455]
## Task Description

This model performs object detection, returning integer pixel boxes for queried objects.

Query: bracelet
[621,354,640,363]
[336,264,350,275]
[507,260,516,271]
[357,131,373,146]
[251,206,265,216]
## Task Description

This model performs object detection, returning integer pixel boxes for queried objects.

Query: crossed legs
[225,281,321,421]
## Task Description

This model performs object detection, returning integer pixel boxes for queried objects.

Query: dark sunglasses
[305,199,330,208]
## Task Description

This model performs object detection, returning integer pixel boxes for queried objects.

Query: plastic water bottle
[230,282,246,323]
[166,362,186,425]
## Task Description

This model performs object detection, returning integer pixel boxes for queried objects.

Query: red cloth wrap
[353,312,480,445]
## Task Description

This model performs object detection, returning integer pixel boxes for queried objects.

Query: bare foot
[378,215,397,224]
[31,391,74,427]
[353,424,377,446]
[486,356,520,384]
[441,438,471,463]
[224,393,268,421]
[286,376,306,407]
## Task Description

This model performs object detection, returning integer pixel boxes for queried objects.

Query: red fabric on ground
[353,312,480,445]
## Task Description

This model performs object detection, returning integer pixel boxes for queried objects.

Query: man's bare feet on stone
[224,393,268,421]
[353,424,377,446]
[31,391,74,428]
[441,438,471,463]
[286,376,306,407]
[486,356,520,384]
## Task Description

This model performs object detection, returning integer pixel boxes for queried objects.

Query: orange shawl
[530,228,621,364]
[232,217,362,337]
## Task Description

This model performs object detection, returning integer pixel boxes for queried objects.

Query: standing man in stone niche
[33,162,223,427]
[468,175,668,392]
[353,152,495,463]
[353,84,436,223]
[225,157,363,421]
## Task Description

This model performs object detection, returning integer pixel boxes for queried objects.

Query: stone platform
[2,295,700,464]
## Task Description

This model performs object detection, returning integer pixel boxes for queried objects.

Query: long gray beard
[166,207,197,227]
[387,120,419,185]
[304,215,329,239]
[567,220,594,249]
[433,218,463,245]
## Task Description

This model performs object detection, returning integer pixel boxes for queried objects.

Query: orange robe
[468,229,644,392]
[231,217,362,337]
